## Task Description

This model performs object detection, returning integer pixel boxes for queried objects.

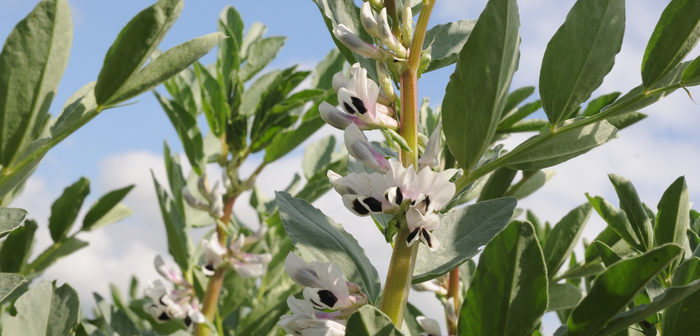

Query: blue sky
[2,0,699,334]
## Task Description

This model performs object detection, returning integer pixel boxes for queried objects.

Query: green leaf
[0,219,36,273]
[217,6,243,90]
[503,86,536,115]
[302,135,336,180]
[655,176,690,249]
[82,185,135,231]
[154,91,204,173]
[23,237,88,275]
[554,261,605,281]
[0,273,27,304]
[605,111,647,130]
[0,0,72,166]
[508,170,555,200]
[95,0,183,105]
[497,100,543,132]
[93,293,140,336]
[109,32,225,104]
[413,197,517,283]
[544,203,592,278]
[564,244,682,336]
[310,49,346,89]
[458,221,548,336]
[152,172,190,271]
[1,281,79,336]
[0,207,27,238]
[591,240,622,267]
[642,0,700,88]
[661,257,700,336]
[48,177,90,243]
[276,192,381,301]
[442,0,520,173]
[241,22,266,60]
[194,62,229,137]
[681,55,700,86]
[240,70,279,117]
[599,278,700,334]
[582,92,621,117]
[477,167,517,202]
[311,0,369,64]
[548,283,583,312]
[608,174,654,250]
[539,0,625,125]
[423,19,476,72]
[239,36,286,81]
[345,305,403,336]
[50,82,98,137]
[503,120,618,171]
[586,193,643,251]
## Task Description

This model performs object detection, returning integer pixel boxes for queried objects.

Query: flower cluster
[182,172,231,219]
[328,123,457,250]
[200,232,271,278]
[277,253,367,335]
[143,255,205,328]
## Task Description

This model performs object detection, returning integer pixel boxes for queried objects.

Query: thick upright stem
[446,269,460,334]
[379,0,436,327]
[195,195,237,336]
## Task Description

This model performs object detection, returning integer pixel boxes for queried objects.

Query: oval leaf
[442,0,520,173]
[458,221,548,336]
[539,0,625,126]
[0,0,72,166]
[655,176,690,250]
[82,185,135,231]
[642,0,700,88]
[1,281,80,336]
[0,207,27,238]
[423,19,476,72]
[413,197,517,283]
[544,203,592,278]
[276,192,381,301]
[661,257,700,336]
[48,177,90,243]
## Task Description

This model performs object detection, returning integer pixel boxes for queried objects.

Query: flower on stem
[321,64,398,131]
[278,297,346,336]
[154,254,186,286]
[333,24,386,60]
[183,173,229,219]
[143,258,205,329]
[417,316,442,336]
[418,124,442,170]
[344,124,391,172]
[412,279,448,296]
[230,234,272,278]
[201,233,226,276]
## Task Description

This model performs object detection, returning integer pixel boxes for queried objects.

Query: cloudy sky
[1,0,699,334]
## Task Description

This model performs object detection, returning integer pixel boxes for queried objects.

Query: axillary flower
[320,63,398,131]
[277,253,367,335]
[328,123,457,250]
[200,232,271,278]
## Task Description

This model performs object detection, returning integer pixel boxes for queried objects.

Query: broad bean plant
[0,0,699,335]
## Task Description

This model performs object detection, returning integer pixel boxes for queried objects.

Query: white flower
[285,253,354,310]
[406,207,441,250]
[201,233,227,276]
[412,279,447,296]
[278,297,346,336]
[183,173,228,219]
[344,123,391,172]
[377,8,407,55]
[333,24,385,60]
[418,124,442,170]
[230,234,272,278]
[320,64,398,131]
[154,254,185,285]
[417,316,442,336]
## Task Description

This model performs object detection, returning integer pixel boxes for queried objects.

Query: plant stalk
[446,269,460,334]
[379,0,436,327]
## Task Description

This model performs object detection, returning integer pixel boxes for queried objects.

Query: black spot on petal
[351,96,367,114]
[343,102,356,114]
[424,196,431,211]
[158,295,167,306]
[318,289,338,308]
[158,312,170,321]
[352,199,370,215]
[421,228,433,248]
[395,188,403,205]
[184,316,193,327]
[204,264,215,272]
[363,197,383,212]
[407,228,420,245]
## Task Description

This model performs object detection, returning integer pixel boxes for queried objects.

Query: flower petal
[285,253,323,288]
[416,316,442,336]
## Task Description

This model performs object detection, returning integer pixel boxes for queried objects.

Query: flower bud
[401,4,412,48]
[377,61,396,103]
[360,2,380,39]
[333,24,385,60]
[344,124,390,172]
[377,8,407,57]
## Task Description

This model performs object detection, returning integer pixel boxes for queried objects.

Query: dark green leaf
[310,49,345,89]
[554,261,605,281]
[82,185,135,231]
[50,82,98,138]
[508,170,555,200]
[154,91,204,173]
[95,0,183,105]
[0,0,72,166]
[582,92,621,117]
[48,177,89,242]
[548,283,582,312]
[564,244,681,336]
[194,62,229,137]
[413,197,517,283]
[681,55,700,86]
[345,305,403,336]
[263,99,329,164]
[240,70,279,117]
[642,0,700,88]
[23,237,88,275]
[605,111,647,130]
[497,100,543,132]
[152,172,190,271]
[544,203,592,277]
[0,219,36,272]
[458,221,547,336]
[608,174,654,250]
[276,192,381,301]
[302,135,336,180]
[443,0,520,173]
[423,19,476,72]
[109,32,224,104]
[503,86,536,115]
[655,176,690,249]
[239,36,286,81]
[498,119,549,133]
[217,6,243,90]
[0,272,27,304]
[591,240,622,267]
[0,207,27,238]
[661,257,700,336]
[477,167,517,202]
[503,120,618,171]
[539,0,625,125]
[0,281,80,336]
[586,193,643,251]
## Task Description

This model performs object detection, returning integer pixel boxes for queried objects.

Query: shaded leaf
[423,19,476,72]
[548,283,582,312]
[345,305,403,336]
[0,207,27,238]
[0,272,27,304]
[0,219,37,272]
[152,172,190,270]
[608,174,653,250]
[544,203,592,277]
[82,185,134,231]
[1,281,80,336]
[50,82,98,137]
[655,176,690,250]
[48,177,90,242]
[661,257,700,336]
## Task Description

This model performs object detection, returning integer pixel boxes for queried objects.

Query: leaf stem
[379,0,436,327]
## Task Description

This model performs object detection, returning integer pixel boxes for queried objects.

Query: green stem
[455,84,680,191]
[379,0,436,327]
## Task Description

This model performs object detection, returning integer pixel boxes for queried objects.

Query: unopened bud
[333,24,385,60]
[360,2,380,39]
[376,61,396,103]
[401,5,412,48]
[377,8,407,57]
